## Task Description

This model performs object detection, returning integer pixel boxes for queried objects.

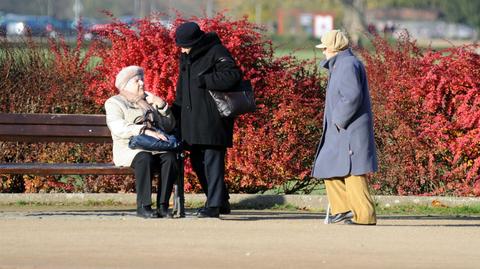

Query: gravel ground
[1,208,479,269]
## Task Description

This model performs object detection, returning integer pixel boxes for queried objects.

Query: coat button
[186,105,191,110]
[349,150,353,155]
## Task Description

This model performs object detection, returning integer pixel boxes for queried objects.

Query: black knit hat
[175,22,205,48]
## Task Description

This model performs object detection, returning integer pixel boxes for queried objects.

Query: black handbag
[128,111,181,152]
[201,57,256,118]
[209,79,256,118]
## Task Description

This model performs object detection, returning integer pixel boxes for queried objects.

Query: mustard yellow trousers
[324,174,377,224]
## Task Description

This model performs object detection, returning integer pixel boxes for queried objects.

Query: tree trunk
[340,0,367,47]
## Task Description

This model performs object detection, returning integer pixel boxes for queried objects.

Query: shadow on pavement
[379,215,480,221]
[232,195,288,209]
[12,210,480,227]
[222,212,480,227]
[25,209,136,218]
[377,224,480,227]
[222,211,325,221]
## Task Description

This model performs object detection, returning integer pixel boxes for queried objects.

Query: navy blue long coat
[312,48,378,179]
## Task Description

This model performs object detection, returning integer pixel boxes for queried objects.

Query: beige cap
[315,30,349,51]
[115,65,144,90]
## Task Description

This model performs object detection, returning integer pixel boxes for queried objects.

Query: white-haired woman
[105,66,177,218]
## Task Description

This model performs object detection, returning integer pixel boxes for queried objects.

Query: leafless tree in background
[339,0,367,46]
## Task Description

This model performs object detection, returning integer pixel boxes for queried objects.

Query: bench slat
[0,163,133,175]
[0,124,112,143]
[0,113,107,126]
[0,136,112,143]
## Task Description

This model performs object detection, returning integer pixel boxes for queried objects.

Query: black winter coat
[173,33,242,147]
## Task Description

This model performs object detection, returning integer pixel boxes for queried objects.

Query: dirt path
[1,209,479,269]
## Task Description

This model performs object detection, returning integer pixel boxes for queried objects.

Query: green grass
[274,48,320,60]
[184,200,205,209]
[262,180,326,195]
[268,203,300,211]
[0,46,101,71]
[376,204,480,216]
[10,199,129,207]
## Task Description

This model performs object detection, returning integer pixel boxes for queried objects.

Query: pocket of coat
[335,124,344,134]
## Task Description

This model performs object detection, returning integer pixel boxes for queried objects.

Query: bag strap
[197,57,235,76]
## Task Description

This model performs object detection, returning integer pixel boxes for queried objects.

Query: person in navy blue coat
[312,30,377,225]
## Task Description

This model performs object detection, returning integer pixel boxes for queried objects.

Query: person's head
[315,30,350,60]
[115,66,145,96]
[175,21,205,54]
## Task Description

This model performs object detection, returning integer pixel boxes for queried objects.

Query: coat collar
[320,48,354,70]
[188,32,222,61]
[114,94,141,109]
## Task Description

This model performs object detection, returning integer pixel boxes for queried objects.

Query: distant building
[366,7,477,40]
[276,8,334,38]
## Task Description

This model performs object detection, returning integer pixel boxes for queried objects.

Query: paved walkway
[1,209,479,269]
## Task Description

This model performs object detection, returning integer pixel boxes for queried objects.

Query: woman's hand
[145,91,166,108]
[144,129,168,141]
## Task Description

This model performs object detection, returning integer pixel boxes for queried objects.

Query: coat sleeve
[331,62,364,130]
[155,104,176,133]
[104,98,143,139]
[201,46,242,91]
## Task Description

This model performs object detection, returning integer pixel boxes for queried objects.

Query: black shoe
[194,201,208,216]
[193,201,208,216]
[196,201,230,215]
[157,203,170,218]
[220,201,231,214]
[344,219,376,225]
[197,207,220,218]
[328,211,354,224]
[137,205,159,219]
[195,207,206,216]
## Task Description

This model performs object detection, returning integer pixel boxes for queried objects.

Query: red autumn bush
[0,34,134,193]
[0,14,325,194]
[85,12,325,193]
[361,33,480,196]
[2,12,479,197]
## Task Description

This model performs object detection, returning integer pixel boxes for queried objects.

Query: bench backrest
[0,113,112,143]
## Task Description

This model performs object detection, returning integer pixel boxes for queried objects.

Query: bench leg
[172,152,185,218]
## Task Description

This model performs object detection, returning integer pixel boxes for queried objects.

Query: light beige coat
[104,95,175,167]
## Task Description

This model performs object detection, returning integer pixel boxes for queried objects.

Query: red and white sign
[314,14,334,38]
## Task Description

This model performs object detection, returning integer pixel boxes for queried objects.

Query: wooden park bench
[0,113,185,217]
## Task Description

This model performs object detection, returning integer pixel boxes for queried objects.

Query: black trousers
[189,145,229,208]
[130,151,178,208]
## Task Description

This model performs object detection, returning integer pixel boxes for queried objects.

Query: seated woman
[105,65,178,218]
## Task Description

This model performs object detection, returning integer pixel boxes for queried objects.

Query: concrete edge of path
[1,193,479,210]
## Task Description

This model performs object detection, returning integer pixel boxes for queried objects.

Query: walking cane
[324,203,331,224]
[172,151,185,218]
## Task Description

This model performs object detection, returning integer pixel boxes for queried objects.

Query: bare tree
[339,0,367,46]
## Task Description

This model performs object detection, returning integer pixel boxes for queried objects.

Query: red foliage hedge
[362,33,480,196]
[0,34,135,193]
[1,13,479,196]
[85,12,325,193]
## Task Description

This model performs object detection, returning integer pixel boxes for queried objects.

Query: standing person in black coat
[173,22,242,218]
